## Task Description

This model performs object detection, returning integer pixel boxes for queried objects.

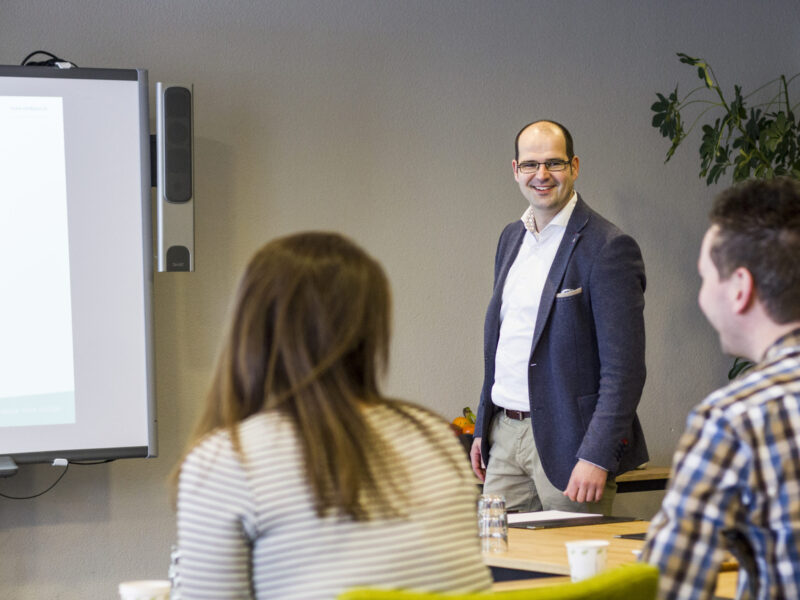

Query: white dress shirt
[491,193,577,412]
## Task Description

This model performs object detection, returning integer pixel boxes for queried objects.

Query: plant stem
[742,77,786,101]
[681,85,714,103]
[782,75,790,113]
[683,104,722,138]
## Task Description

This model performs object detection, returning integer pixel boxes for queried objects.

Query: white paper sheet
[507,510,602,524]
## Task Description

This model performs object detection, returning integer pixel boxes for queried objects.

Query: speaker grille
[164,87,192,203]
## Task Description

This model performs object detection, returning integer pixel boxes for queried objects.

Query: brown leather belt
[503,408,531,420]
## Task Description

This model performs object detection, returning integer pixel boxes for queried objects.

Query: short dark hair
[514,120,574,161]
[709,177,800,323]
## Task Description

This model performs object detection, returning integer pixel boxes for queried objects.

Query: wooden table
[615,466,671,493]
[483,519,738,598]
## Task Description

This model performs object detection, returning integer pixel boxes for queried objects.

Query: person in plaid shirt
[641,176,800,600]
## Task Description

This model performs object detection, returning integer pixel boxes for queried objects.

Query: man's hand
[470,436,486,482]
[563,460,607,503]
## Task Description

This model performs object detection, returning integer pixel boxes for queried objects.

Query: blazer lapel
[529,196,590,356]
[493,224,526,301]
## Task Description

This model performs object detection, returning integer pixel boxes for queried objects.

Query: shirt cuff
[577,458,608,471]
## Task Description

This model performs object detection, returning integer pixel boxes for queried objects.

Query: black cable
[21,50,58,65]
[20,50,79,68]
[0,463,70,500]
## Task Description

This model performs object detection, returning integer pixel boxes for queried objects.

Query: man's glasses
[516,159,572,174]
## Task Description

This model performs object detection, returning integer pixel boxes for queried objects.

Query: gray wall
[1,1,799,597]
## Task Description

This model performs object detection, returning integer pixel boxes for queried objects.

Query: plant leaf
[697,65,714,89]
[651,53,799,185]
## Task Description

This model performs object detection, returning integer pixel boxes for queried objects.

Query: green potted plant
[650,53,800,377]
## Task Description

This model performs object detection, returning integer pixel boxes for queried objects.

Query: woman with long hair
[175,232,491,599]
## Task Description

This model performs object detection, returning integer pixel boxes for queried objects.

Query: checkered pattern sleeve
[640,329,800,600]
[639,404,744,599]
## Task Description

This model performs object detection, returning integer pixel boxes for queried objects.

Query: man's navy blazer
[475,195,648,491]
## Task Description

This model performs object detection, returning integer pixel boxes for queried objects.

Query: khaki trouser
[483,411,616,515]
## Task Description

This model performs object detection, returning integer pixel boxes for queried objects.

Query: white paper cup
[118,580,171,600]
[565,539,609,582]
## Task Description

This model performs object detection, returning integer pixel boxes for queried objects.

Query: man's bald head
[514,120,574,161]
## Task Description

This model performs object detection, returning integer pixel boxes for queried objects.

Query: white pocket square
[556,287,583,298]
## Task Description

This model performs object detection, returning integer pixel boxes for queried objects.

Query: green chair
[338,563,659,600]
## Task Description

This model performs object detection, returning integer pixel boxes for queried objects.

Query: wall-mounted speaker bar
[155,82,194,272]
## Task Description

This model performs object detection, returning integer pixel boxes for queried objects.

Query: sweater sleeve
[177,433,258,599]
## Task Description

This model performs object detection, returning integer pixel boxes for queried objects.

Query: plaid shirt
[641,328,800,600]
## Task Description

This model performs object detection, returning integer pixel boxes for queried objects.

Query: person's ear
[512,160,520,182]
[730,267,755,314]
[570,155,580,180]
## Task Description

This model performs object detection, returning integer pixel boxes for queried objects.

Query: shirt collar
[520,191,578,234]
[763,327,800,363]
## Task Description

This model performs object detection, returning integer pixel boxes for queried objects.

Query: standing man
[470,120,648,515]
[641,177,800,599]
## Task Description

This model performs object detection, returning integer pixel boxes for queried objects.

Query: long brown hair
[178,231,432,519]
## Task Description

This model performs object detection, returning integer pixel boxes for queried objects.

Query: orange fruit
[452,416,469,430]
[461,423,475,435]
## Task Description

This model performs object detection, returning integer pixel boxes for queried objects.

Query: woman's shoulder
[366,401,460,454]
[368,400,447,429]
[185,425,234,462]
[239,410,293,435]
[186,412,295,462]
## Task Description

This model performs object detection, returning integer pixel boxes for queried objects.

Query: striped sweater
[176,404,492,599]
